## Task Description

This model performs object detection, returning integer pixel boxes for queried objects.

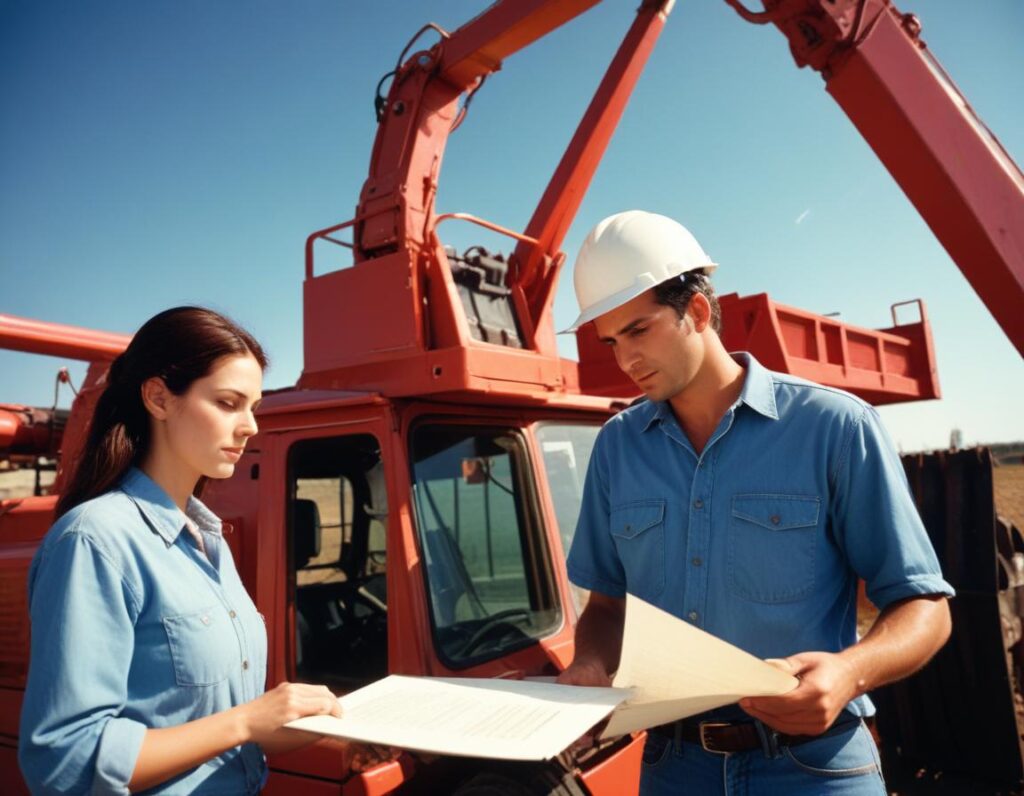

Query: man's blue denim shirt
[566,353,954,717]
[19,468,268,795]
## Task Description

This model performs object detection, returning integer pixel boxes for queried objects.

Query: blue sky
[2,0,1021,451]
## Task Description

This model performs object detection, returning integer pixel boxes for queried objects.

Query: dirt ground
[855,462,1023,636]
[995,463,1024,532]
[0,468,54,500]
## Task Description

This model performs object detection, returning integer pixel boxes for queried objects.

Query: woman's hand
[124,682,340,791]
[239,681,341,746]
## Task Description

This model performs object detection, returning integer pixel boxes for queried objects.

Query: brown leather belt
[649,717,852,755]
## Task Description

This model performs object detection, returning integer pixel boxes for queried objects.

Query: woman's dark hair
[56,306,268,518]
[653,270,722,334]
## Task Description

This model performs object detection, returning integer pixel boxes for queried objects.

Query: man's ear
[141,377,172,420]
[688,292,712,333]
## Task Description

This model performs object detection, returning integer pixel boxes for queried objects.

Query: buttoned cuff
[566,565,626,598]
[92,716,147,795]
[867,575,955,612]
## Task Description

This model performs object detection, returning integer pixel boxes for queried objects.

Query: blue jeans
[639,719,886,795]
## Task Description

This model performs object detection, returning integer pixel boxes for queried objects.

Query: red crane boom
[728,0,1024,356]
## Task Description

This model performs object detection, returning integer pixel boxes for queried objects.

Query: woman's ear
[140,377,171,420]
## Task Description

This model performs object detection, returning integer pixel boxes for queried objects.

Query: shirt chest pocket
[728,494,820,603]
[162,605,239,686]
[610,500,666,602]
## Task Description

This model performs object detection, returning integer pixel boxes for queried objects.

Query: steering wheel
[454,608,532,659]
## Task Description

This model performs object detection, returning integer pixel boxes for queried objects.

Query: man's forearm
[741,594,952,734]
[838,594,952,698]
[573,594,626,676]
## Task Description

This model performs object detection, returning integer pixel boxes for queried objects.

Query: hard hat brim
[559,263,717,334]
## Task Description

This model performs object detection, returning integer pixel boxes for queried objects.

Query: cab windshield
[410,424,561,668]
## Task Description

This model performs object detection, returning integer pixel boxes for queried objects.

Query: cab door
[258,405,416,793]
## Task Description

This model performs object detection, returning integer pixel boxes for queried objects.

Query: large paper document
[286,674,631,760]
[600,595,799,738]
[288,595,799,759]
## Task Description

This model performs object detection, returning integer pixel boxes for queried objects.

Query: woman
[19,307,363,795]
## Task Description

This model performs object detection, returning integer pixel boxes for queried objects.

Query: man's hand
[557,656,614,750]
[556,657,612,688]
[742,596,952,736]
[739,652,860,736]
[555,592,625,750]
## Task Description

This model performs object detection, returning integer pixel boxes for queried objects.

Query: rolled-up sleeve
[830,406,955,609]
[19,532,147,796]
[566,430,626,597]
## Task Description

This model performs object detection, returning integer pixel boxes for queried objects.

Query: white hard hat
[562,210,717,332]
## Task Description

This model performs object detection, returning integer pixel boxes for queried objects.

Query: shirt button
[688,611,699,622]
[692,557,703,567]
[229,610,237,618]
[693,499,704,509]
[770,515,781,525]
[242,660,249,670]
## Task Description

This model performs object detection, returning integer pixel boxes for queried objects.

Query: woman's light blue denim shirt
[19,468,268,795]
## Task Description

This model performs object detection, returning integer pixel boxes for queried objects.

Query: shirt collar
[119,467,222,546]
[639,351,779,431]
[732,352,780,420]
[641,399,672,432]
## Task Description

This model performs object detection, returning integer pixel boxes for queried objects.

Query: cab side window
[288,434,387,691]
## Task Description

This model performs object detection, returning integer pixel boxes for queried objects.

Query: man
[557,210,953,794]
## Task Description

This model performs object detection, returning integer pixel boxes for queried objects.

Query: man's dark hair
[653,270,722,334]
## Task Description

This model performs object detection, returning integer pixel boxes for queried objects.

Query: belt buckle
[698,721,732,755]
